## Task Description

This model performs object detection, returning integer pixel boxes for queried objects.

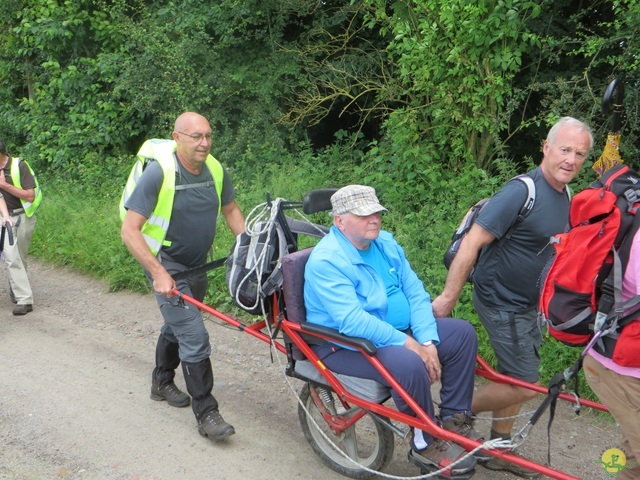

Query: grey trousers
[4,212,36,306]
[146,256,211,363]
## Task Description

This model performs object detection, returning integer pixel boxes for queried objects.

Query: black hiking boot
[150,381,191,408]
[198,410,235,440]
[150,335,189,407]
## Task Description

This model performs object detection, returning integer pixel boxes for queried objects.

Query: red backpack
[539,163,640,346]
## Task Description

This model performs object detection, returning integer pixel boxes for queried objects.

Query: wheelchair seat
[281,247,390,404]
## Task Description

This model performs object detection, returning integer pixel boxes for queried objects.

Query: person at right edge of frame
[0,140,43,316]
[120,112,245,442]
[583,224,640,480]
[431,117,593,478]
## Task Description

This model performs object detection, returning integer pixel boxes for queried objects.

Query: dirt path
[0,261,621,479]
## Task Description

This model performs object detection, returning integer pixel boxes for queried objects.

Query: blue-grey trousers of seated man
[313,318,477,445]
[148,257,218,419]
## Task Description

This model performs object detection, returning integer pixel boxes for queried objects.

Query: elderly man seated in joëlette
[303,185,484,477]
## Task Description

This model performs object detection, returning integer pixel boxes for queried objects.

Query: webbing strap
[527,357,583,466]
[175,180,215,191]
[171,256,228,280]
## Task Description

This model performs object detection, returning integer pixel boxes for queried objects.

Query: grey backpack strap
[503,174,536,240]
[175,180,216,191]
[260,222,289,297]
[173,153,215,191]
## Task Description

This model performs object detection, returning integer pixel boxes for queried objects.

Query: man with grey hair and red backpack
[432,117,593,478]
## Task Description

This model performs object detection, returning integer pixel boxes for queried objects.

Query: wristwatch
[422,340,434,347]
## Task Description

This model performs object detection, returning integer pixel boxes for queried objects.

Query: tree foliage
[0,0,638,196]
[0,0,306,188]
[375,0,542,170]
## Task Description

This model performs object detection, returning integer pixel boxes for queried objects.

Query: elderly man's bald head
[172,112,213,170]
[174,112,208,132]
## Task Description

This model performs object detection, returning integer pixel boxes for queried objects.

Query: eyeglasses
[177,131,213,143]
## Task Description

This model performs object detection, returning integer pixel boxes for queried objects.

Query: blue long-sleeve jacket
[303,226,439,348]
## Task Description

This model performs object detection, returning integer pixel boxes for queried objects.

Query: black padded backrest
[282,247,314,324]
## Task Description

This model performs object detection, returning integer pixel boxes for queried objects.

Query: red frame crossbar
[174,289,606,480]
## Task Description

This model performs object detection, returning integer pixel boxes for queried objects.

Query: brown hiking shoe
[483,452,541,478]
[198,410,235,441]
[441,413,491,463]
[408,438,476,477]
[150,381,191,408]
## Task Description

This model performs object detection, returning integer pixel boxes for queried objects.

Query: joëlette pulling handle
[602,78,625,133]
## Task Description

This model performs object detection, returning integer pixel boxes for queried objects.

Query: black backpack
[443,175,536,282]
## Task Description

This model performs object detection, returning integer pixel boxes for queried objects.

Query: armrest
[300,322,377,356]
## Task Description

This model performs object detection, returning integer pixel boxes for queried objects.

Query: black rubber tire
[297,382,395,479]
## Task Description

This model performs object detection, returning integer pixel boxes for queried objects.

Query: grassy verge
[32,189,147,291]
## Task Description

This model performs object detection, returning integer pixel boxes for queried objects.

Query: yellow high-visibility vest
[119,139,223,256]
[11,157,43,217]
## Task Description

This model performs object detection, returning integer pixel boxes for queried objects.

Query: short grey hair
[546,117,594,151]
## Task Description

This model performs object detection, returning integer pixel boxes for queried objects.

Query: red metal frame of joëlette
[174,289,606,480]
